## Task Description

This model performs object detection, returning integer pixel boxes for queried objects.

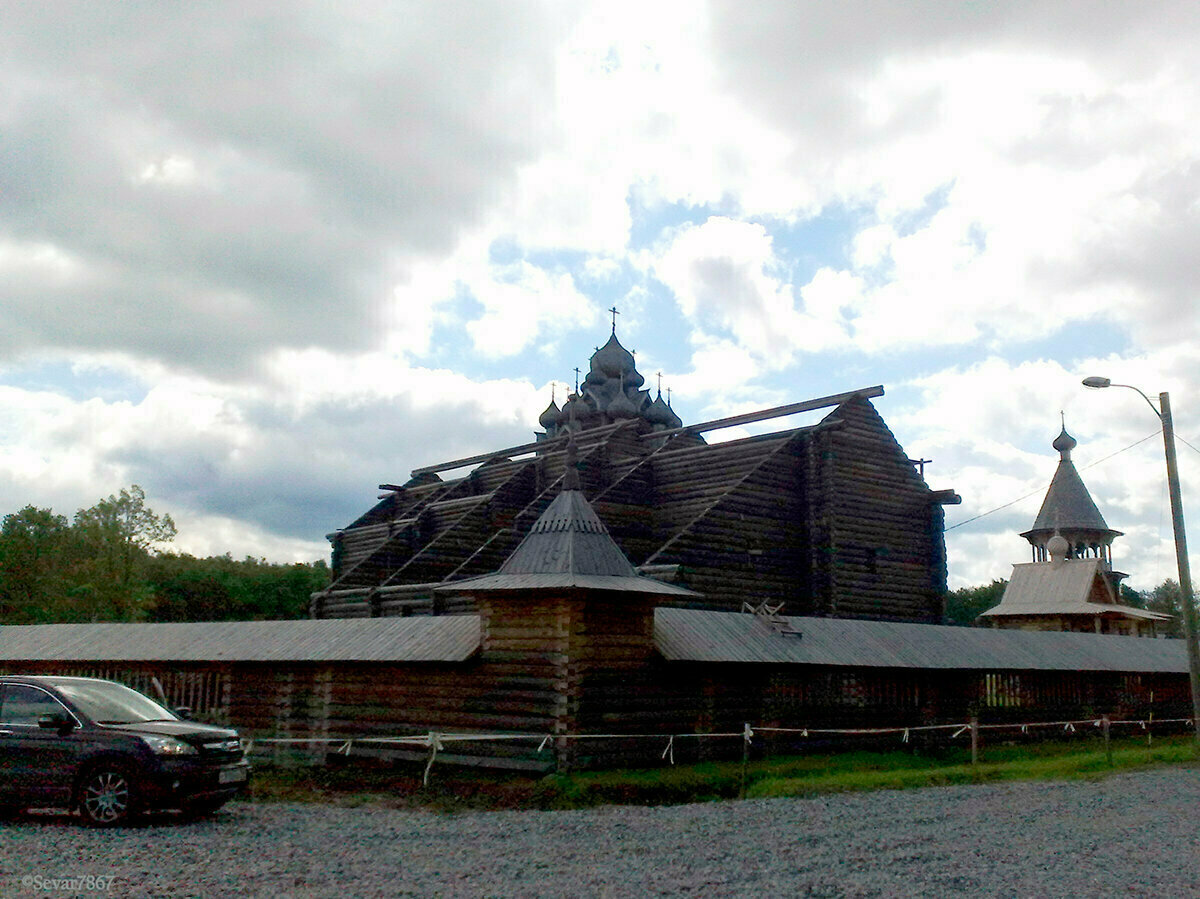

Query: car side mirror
[174,706,193,720]
[38,712,74,732]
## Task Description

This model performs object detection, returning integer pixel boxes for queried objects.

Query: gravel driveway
[2,767,1198,898]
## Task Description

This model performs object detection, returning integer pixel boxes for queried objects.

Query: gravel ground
[2,767,1199,898]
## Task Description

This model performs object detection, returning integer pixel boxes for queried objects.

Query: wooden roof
[1022,429,1120,541]
[0,616,481,663]
[980,559,1169,622]
[654,608,1187,673]
[436,484,698,596]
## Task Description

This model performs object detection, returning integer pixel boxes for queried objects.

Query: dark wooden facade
[6,649,1187,772]
[314,394,955,624]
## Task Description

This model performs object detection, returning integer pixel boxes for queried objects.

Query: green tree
[944,579,1007,626]
[0,505,76,622]
[144,553,327,622]
[71,485,177,621]
[1139,579,1188,638]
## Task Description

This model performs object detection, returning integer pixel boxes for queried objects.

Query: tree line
[944,577,1194,635]
[0,486,327,624]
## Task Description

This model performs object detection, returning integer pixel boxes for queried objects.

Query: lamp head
[1082,376,1111,389]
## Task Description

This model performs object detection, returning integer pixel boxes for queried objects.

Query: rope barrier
[241,716,1186,751]
[238,715,1191,769]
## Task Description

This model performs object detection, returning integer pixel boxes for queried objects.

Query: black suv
[0,675,250,825]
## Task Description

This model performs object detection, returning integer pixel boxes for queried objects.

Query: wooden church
[980,426,1171,636]
[311,326,961,624]
[2,344,1192,773]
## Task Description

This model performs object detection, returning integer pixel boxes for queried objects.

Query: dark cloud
[0,1,571,374]
[104,386,534,540]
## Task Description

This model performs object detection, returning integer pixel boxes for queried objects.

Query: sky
[3,1,1200,593]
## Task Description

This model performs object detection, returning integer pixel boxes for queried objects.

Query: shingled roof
[437,453,698,596]
[1021,427,1121,541]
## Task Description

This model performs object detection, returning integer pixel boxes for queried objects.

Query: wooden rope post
[1147,690,1154,755]
[1102,716,1112,767]
[422,731,441,787]
[970,716,979,766]
[739,723,752,799]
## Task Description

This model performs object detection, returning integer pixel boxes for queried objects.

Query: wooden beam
[409,386,883,476]
[641,386,885,441]
[411,436,567,477]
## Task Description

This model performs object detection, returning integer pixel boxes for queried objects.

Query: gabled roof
[653,608,1186,673]
[438,486,698,596]
[979,560,1169,622]
[0,616,481,663]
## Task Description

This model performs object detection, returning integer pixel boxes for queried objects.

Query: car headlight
[140,735,198,756]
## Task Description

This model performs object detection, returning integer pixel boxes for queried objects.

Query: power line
[1177,434,1200,457]
[946,431,1160,532]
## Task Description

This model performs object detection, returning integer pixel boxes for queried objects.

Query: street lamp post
[1083,376,1200,751]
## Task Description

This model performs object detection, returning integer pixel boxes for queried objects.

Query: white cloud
[465,261,597,359]
[654,217,853,372]
[894,350,1200,591]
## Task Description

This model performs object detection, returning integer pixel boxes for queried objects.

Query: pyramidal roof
[1022,426,1120,540]
[437,455,697,596]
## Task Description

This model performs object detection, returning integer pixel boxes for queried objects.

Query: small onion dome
[591,333,636,378]
[662,399,683,430]
[1052,427,1077,458]
[645,393,674,427]
[1047,533,1070,563]
[560,392,589,426]
[608,387,638,419]
[539,400,561,430]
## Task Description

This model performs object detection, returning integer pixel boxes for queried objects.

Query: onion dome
[591,333,637,380]
[1052,427,1077,458]
[608,383,638,420]
[539,400,561,431]
[662,398,683,430]
[560,392,589,428]
[645,393,674,428]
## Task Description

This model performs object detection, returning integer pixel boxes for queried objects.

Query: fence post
[739,723,752,799]
[970,716,979,766]
[1102,716,1112,767]
[422,731,441,787]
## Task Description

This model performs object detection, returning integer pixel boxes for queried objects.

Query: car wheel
[77,766,138,826]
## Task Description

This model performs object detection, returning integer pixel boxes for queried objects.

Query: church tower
[1020,425,1122,566]
[980,424,1169,636]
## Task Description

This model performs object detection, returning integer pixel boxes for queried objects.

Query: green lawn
[244,734,1198,811]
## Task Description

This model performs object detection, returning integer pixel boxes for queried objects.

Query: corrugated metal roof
[0,616,481,663]
[653,607,1189,673]
[981,561,1169,621]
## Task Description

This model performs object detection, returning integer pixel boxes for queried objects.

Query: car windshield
[47,680,177,725]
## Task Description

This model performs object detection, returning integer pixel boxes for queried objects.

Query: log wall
[3,657,1190,771]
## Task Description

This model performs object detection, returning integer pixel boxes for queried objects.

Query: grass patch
[241,735,1199,812]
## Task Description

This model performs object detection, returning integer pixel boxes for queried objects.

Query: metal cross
[573,367,581,392]
[608,306,619,332]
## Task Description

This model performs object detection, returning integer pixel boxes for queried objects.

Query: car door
[0,684,85,806]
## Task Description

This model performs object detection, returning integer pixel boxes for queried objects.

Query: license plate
[219,767,247,784]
